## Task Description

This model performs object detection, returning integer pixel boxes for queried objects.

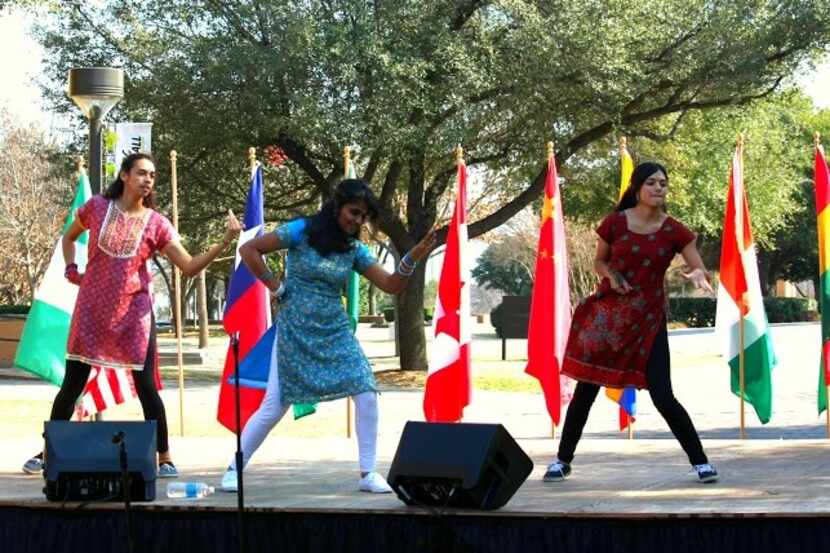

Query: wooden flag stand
[344,145,353,439]
[170,150,186,437]
[736,135,747,440]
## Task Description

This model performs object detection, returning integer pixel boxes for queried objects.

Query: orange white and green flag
[714,144,776,424]
[814,141,830,415]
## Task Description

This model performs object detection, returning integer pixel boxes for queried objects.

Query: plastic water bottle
[166,482,215,499]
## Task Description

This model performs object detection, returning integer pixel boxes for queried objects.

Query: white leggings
[230,346,379,473]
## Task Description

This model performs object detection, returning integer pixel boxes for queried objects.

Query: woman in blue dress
[221,179,435,493]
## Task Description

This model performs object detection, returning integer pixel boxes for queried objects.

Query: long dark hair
[615,161,668,211]
[307,179,379,257]
[102,153,157,209]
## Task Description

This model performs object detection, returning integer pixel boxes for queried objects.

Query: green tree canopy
[29,0,830,368]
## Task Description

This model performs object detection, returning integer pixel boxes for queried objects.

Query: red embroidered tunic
[561,211,695,389]
[66,196,178,370]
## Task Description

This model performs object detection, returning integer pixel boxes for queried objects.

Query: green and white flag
[345,158,360,331]
[14,173,91,385]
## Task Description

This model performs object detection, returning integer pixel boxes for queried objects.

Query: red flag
[424,158,471,422]
[525,153,572,425]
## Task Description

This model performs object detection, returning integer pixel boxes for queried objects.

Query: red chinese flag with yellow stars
[525,153,572,425]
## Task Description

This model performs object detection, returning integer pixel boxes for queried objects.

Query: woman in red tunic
[23,153,241,477]
[545,161,719,484]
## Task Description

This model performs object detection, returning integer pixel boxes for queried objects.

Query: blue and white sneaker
[158,462,179,478]
[543,460,571,482]
[22,454,44,475]
[221,468,238,493]
[693,463,719,483]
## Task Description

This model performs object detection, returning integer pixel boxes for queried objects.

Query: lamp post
[67,68,124,194]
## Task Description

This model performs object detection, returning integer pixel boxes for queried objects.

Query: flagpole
[737,135,747,440]
[456,143,464,425]
[620,136,634,440]
[171,150,185,437]
[344,144,353,439]
[818,131,830,440]
[544,141,559,439]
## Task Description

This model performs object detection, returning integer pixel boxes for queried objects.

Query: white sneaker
[221,468,239,492]
[358,472,393,494]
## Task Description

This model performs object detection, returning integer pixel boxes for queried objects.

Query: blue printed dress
[274,220,378,404]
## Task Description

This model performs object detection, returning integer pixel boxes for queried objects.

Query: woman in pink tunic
[23,153,241,477]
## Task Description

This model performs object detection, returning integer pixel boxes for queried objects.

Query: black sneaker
[693,463,719,483]
[543,460,571,482]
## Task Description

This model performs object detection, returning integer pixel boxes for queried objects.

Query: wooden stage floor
[2,437,828,517]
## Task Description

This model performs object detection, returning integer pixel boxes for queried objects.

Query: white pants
[230,342,379,473]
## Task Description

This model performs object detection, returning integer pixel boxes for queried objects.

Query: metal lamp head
[67,67,124,120]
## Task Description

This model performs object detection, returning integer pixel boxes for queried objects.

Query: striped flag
[15,173,143,416]
[714,144,776,424]
[525,149,572,425]
[217,164,271,432]
[814,142,830,415]
[424,153,471,422]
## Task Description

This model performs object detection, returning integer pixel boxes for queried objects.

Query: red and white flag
[76,344,162,418]
[423,156,471,422]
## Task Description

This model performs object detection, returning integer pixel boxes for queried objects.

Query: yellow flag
[618,140,634,201]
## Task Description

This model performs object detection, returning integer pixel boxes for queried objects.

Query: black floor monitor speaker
[387,421,533,510]
[44,420,157,502]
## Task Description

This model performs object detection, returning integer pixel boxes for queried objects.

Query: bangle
[259,269,275,283]
[396,258,415,277]
[64,263,79,277]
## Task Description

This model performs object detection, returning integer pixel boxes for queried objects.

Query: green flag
[15,173,91,385]
[345,159,360,331]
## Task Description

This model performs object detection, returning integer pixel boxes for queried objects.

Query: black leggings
[49,324,169,454]
[557,325,707,466]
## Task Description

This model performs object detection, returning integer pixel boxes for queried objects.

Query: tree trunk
[197,270,209,348]
[396,264,427,370]
[368,283,376,315]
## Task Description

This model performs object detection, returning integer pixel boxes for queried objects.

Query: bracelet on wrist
[259,269,275,283]
[396,261,415,277]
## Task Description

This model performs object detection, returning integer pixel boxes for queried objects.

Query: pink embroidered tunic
[66,196,178,370]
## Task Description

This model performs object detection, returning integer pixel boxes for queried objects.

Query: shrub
[667,298,716,328]
[490,302,504,339]
[763,297,817,323]
[0,304,30,315]
[668,296,817,327]
[383,307,435,323]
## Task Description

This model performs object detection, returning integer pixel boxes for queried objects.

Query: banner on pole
[115,123,153,170]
